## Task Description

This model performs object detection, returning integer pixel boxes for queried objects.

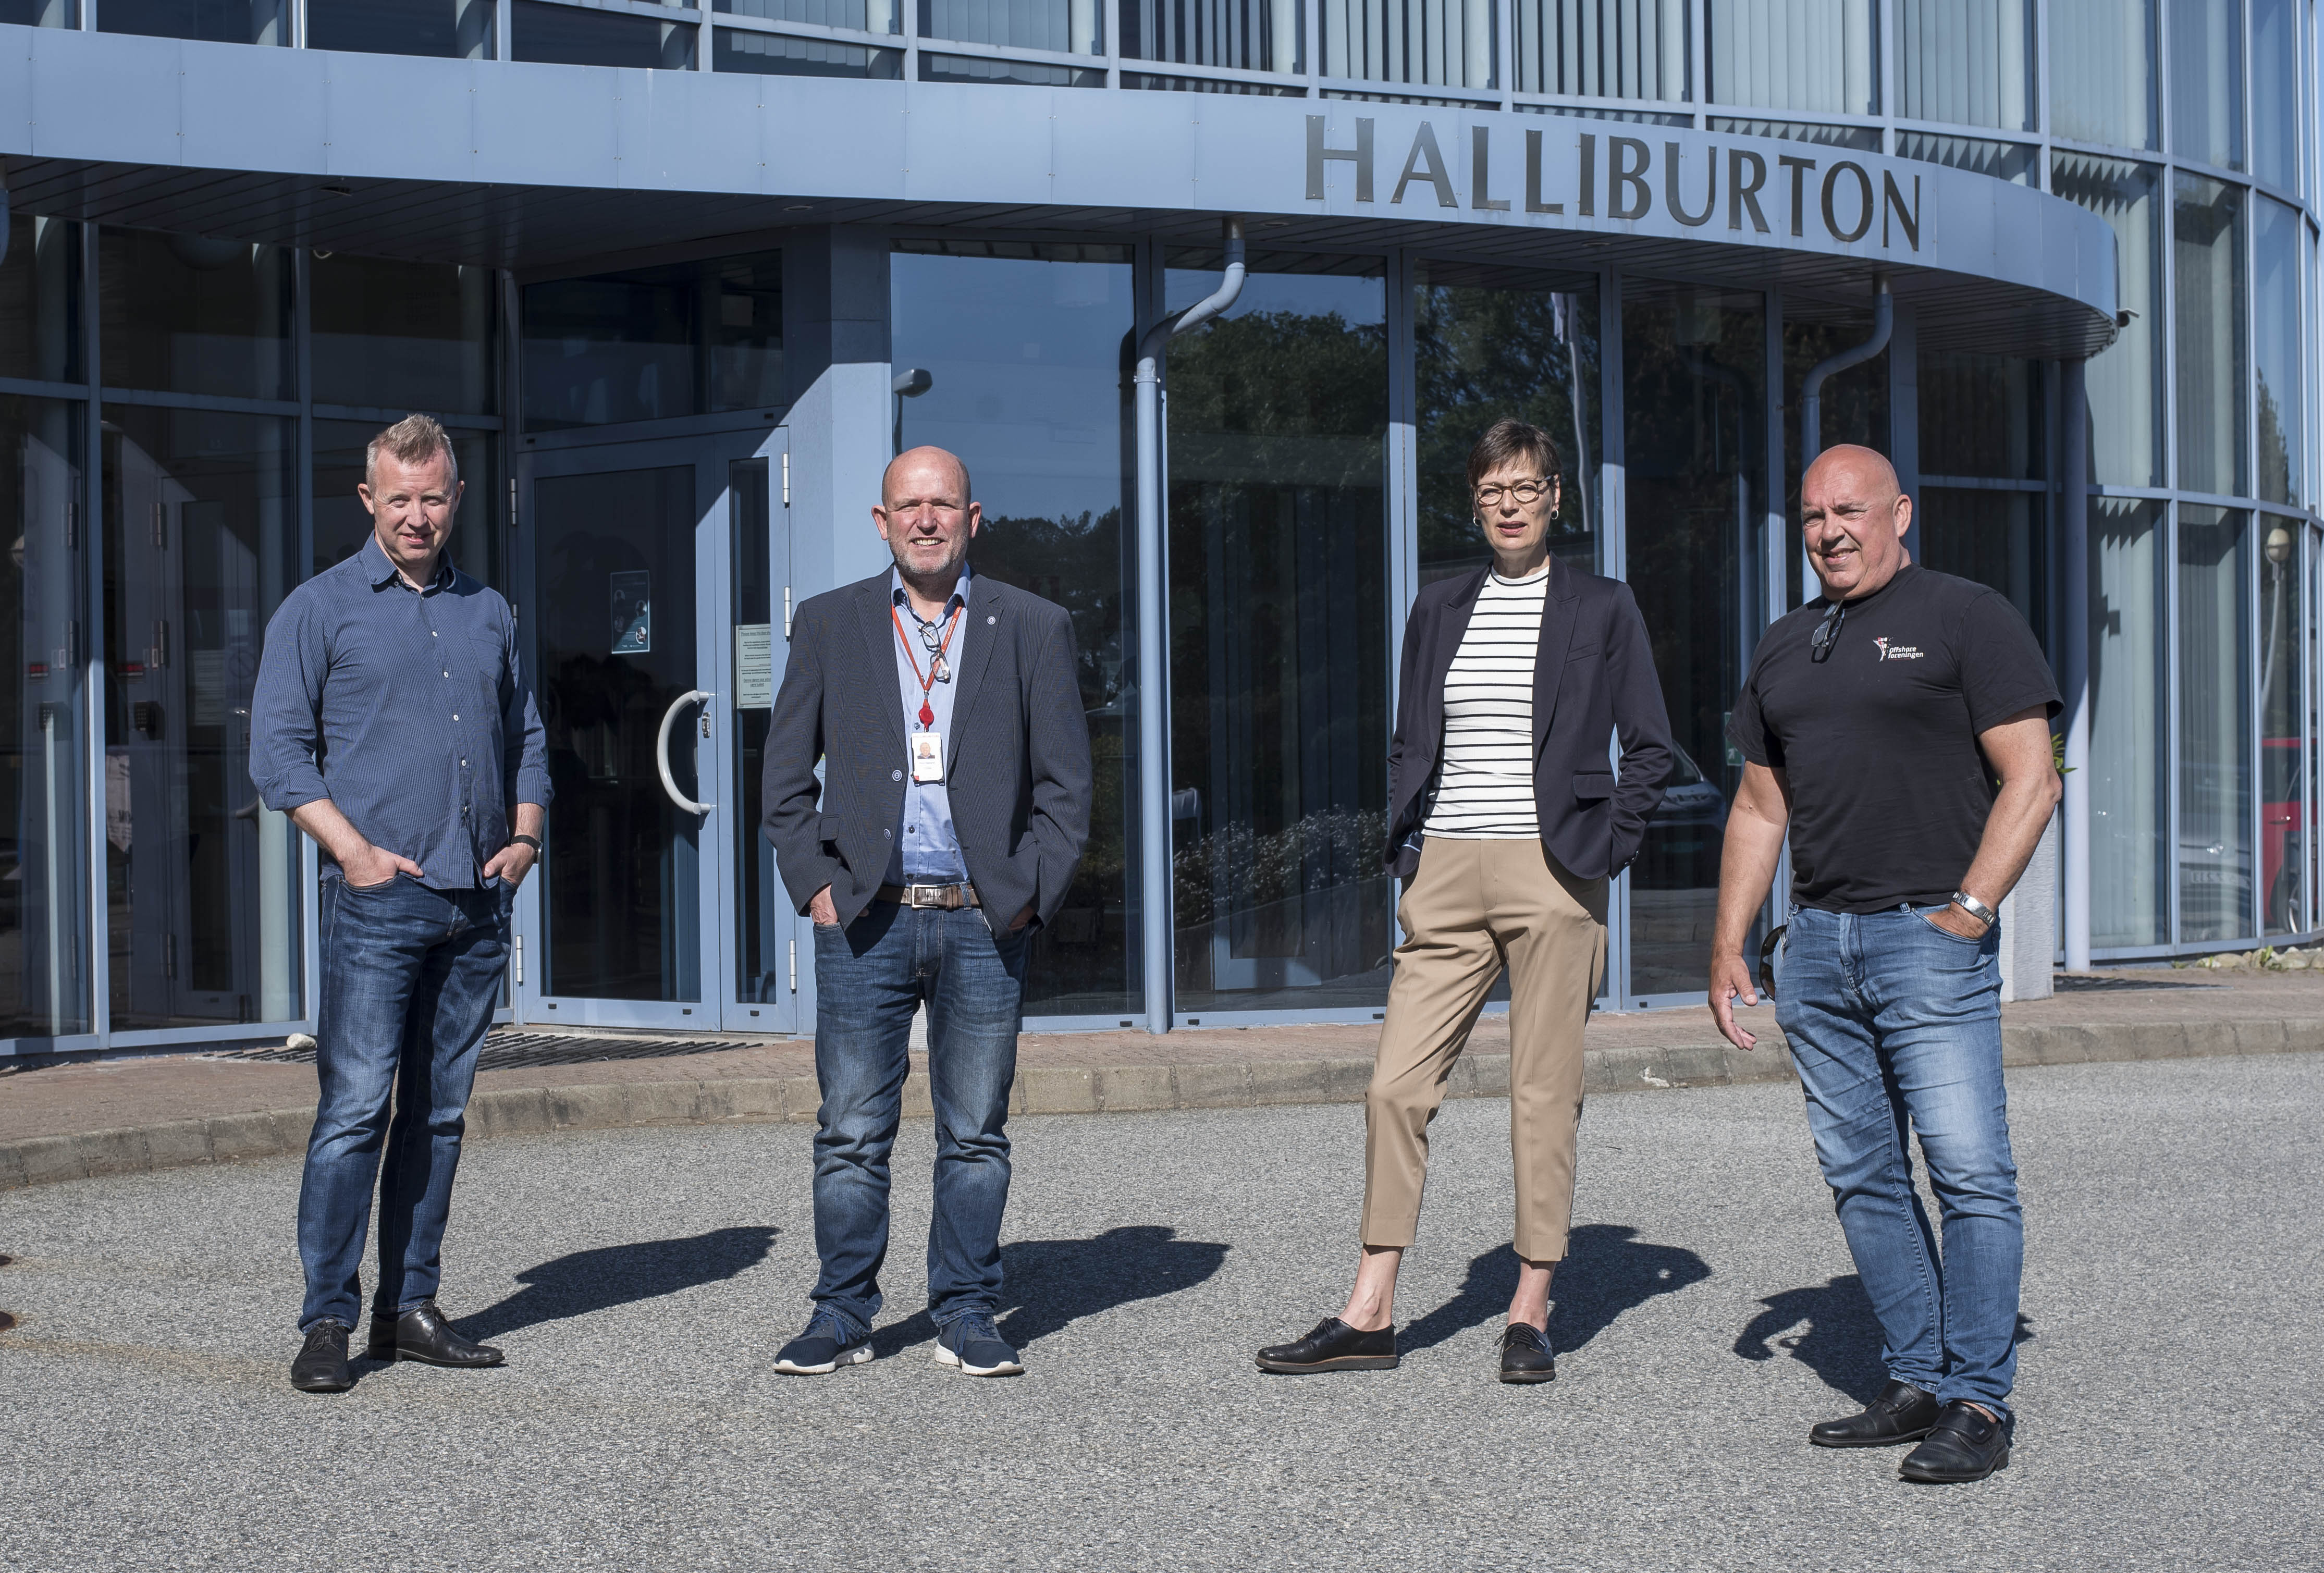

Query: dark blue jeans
[297,875,508,1332]
[809,902,1027,1334]
[1774,904,2024,1420]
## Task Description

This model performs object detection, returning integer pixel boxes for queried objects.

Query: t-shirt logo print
[1872,636,1924,662]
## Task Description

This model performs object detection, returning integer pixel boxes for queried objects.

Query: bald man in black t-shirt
[1709,445,2062,1486]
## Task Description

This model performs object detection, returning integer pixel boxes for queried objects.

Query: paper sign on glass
[610,571,651,654]
[735,623,774,708]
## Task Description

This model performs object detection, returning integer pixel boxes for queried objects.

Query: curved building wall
[0,0,2311,1048]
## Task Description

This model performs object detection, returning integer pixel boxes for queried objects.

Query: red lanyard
[892,601,962,729]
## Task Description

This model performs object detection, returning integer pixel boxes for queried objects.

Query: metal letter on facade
[1821,161,1875,243]
[1665,141,1715,227]
[1306,115,1375,202]
[1882,171,1922,251]
[1524,129,1562,214]
[1391,122,1458,208]
[1778,154,1817,238]
[1576,133,1596,216]
[1470,125,1509,212]
[1729,148,1770,232]
[1609,137,1653,220]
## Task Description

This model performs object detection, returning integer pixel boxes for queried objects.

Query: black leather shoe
[1899,1401,2012,1483]
[1497,1322,1556,1384]
[290,1320,352,1393]
[1809,1380,1942,1448]
[1256,1317,1397,1373]
[362,1301,504,1369]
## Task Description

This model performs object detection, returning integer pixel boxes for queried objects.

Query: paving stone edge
[4,1018,2320,1191]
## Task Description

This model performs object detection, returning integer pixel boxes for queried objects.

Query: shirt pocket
[468,632,508,697]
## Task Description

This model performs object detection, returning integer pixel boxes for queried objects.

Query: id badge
[910,730,945,783]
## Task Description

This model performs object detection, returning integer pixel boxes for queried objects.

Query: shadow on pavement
[1732,1275,1887,1401]
[455,1225,779,1343]
[1402,1224,1712,1354]
[1733,1277,2040,1404]
[867,1224,1230,1358]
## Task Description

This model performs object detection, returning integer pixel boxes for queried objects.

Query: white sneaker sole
[774,1344,873,1376]
[932,1345,1024,1378]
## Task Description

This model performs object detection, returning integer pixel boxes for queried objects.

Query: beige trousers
[1360,835,1608,1263]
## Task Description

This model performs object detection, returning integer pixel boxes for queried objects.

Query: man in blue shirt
[764,445,1092,1380]
[251,413,551,1395]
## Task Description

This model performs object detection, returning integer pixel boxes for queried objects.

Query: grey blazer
[763,569,1093,936]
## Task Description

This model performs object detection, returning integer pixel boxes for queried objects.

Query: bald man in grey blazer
[762,444,1091,1381]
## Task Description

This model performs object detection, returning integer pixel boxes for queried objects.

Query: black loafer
[290,1320,352,1393]
[1899,1401,2012,1483]
[1809,1380,1942,1448]
[1256,1317,1397,1373]
[363,1301,504,1369]
[1497,1322,1556,1384]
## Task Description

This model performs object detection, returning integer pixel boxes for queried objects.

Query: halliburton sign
[1307,117,1924,251]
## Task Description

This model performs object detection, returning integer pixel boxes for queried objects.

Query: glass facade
[1622,282,1767,999]
[1412,263,1601,583]
[890,242,1139,1019]
[1165,257,1390,1016]
[102,405,302,1031]
[2,0,2320,1048]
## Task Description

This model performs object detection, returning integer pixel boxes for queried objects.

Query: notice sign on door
[735,623,774,708]
[610,571,651,654]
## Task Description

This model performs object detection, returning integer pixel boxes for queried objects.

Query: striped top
[1422,566,1548,839]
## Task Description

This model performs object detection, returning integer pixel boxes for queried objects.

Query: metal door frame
[512,425,792,1033]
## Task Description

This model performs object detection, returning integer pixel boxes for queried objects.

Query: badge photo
[911,730,945,782]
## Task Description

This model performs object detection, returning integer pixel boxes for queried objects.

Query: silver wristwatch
[1950,890,1997,927]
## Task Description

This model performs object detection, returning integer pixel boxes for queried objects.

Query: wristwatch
[1949,890,1997,927]
[510,833,543,853]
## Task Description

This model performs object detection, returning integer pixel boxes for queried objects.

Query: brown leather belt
[875,882,981,910]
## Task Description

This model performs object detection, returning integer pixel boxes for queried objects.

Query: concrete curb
[4,1018,2320,1193]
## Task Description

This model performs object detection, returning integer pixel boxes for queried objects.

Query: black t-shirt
[1727,566,2062,914]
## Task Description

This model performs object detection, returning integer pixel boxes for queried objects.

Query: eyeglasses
[1809,599,1847,663]
[1474,478,1556,507]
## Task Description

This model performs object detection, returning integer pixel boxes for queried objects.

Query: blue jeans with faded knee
[1775,904,2023,1421]
[809,902,1027,1335]
[298,876,508,1332]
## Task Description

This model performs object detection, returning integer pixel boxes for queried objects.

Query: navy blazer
[1386,556,1674,882]
[763,569,1093,935]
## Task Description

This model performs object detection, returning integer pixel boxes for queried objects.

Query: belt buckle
[907,883,948,909]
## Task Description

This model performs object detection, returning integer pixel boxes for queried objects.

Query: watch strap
[510,833,543,852]
[1950,890,1996,925]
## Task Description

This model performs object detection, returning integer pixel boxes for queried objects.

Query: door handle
[656,689,714,815]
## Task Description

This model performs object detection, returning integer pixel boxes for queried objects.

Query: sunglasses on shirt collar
[1809,600,1846,663]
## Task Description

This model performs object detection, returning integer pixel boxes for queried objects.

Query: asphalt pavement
[2,1053,2318,1572]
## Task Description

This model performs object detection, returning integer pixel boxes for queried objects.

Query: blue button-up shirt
[888,565,970,884]
[250,535,552,889]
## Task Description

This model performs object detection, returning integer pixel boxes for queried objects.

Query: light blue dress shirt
[888,564,970,883]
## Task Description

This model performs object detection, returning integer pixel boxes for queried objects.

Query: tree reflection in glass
[1164,256,1390,1014]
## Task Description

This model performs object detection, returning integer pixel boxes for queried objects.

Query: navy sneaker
[773,1309,872,1375]
[933,1311,1023,1377]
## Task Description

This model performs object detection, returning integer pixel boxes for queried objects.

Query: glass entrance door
[514,429,793,1033]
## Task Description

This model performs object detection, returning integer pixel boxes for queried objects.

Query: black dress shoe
[362,1301,504,1369]
[1497,1322,1556,1384]
[290,1320,352,1393]
[1255,1317,1397,1373]
[1809,1380,1942,1448]
[1899,1401,2012,1483]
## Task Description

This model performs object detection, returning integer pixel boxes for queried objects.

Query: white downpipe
[1799,275,1894,605]
[1133,216,1245,1035]
[2061,358,2092,971]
